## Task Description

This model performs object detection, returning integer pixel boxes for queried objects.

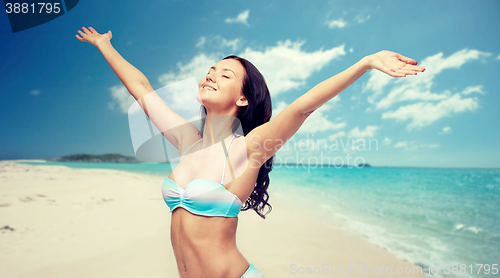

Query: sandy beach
[0,160,428,277]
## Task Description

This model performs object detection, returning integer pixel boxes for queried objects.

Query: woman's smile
[201,84,217,91]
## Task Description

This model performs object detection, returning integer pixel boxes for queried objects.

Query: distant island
[47,153,140,163]
[274,162,372,168]
[44,154,372,167]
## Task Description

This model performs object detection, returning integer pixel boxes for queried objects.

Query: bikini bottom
[241,263,264,278]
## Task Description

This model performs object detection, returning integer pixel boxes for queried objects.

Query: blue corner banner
[4,0,79,33]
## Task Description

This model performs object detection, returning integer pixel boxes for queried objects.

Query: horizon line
[4,159,499,171]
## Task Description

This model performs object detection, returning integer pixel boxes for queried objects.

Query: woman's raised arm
[76,27,152,99]
[76,26,200,151]
[293,51,425,115]
[245,51,425,167]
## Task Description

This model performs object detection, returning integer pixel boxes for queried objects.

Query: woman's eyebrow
[210,66,236,76]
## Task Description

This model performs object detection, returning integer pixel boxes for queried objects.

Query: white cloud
[348,125,380,138]
[393,141,406,148]
[365,49,491,110]
[329,95,342,108]
[157,53,219,112]
[354,14,371,23]
[329,131,345,139]
[381,93,479,130]
[326,13,370,29]
[155,40,345,122]
[382,137,393,146]
[225,10,250,26]
[497,54,500,60]
[30,89,40,95]
[195,37,206,48]
[461,85,484,95]
[240,40,345,95]
[108,84,136,113]
[439,126,452,135]
[363,49,491,129]
[159,53,218,87]
[393,141,417,150]
[296,138,332,152]
[271,100,288,118]
[160,40,345,98]
[222,39,241,52]
[298,102,346,134]
[272,100,345,134]
[196,36,241,52]
[326,18,347,29]
[363,71,393,103]
[349,47,354,53]
[393,141,439,150]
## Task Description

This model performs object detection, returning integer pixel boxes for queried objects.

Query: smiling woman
[196,59,249,116]
[76,26,425,278]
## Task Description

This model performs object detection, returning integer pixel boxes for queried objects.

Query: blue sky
[1,0,499,168]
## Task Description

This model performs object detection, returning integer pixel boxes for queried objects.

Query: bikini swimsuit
[162,132,242,217]
[162,132,265,277]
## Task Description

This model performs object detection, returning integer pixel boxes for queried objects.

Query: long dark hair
[199,55,274,219]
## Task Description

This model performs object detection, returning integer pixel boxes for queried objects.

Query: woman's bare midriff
[171,207,250,278]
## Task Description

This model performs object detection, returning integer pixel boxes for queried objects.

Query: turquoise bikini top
[162,133,243,217]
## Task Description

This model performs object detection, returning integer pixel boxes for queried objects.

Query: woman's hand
[75,26,112,48]
[366,50,425,77]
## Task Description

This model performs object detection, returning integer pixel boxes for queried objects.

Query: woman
[76,26,425,278]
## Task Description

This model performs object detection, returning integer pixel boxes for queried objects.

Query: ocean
[19,161,500,278]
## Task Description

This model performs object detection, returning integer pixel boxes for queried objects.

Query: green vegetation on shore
[47,153,139,163]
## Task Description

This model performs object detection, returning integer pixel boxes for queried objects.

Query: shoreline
[9,159,500,171]
[0,160,427,277]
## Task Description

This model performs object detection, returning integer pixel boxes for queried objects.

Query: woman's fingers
[393,65,425,75]
[402,64,426,72]
[370,51,425,78]
[390,63,425,73]
[397,53,417,65]
[392,66,426,76]
[415,66,426,72]
[76,27,95,40]
[388,70,406,77]
[396,69,418,75]
[380,63,406,77]
[396,54,426,72]
[82,26,91,34]
[88,27,97,33]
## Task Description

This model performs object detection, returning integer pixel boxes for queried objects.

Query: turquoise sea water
[270,165,500,278]
[19,162,500,277]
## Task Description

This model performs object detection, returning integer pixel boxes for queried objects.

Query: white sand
[0,160,427,277]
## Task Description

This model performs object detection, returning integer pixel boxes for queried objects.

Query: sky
[1,0,499,168]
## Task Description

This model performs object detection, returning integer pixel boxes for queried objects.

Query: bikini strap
[180,138,202,161]
[221,132,236,184]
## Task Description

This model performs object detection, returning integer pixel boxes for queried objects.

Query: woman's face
[197,59,247,112]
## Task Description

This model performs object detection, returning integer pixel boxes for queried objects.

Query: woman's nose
[206,72,215,83]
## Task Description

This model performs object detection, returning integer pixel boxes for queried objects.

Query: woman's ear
[236,96,248,107]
